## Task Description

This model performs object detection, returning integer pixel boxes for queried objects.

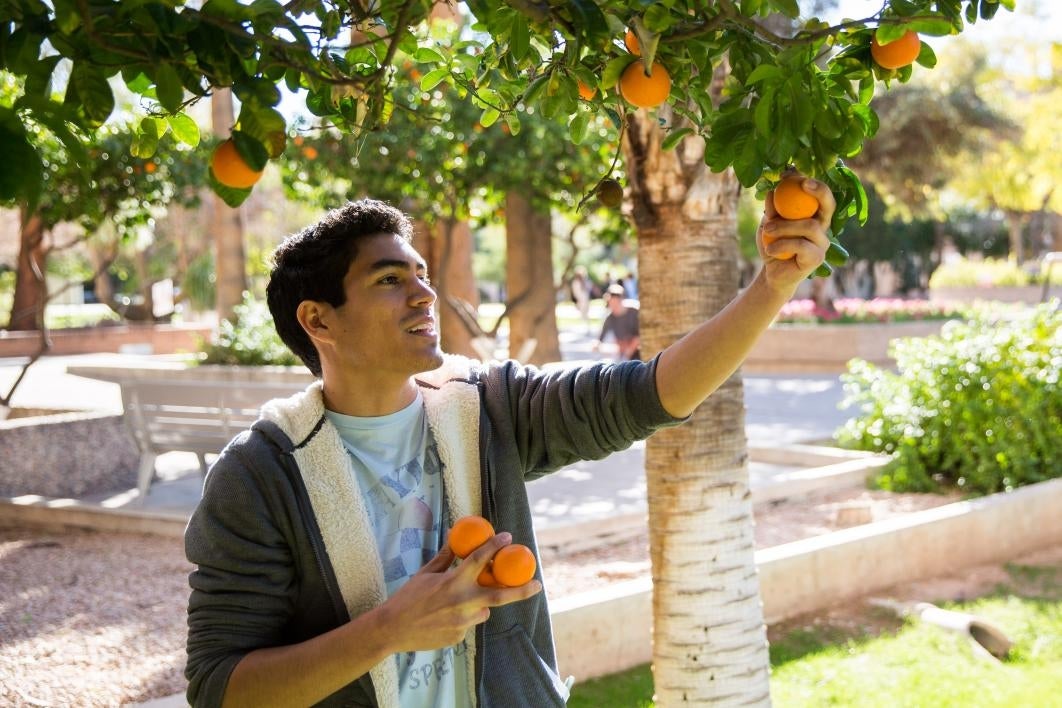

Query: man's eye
[380,275,399,284]
[420,275,431,285]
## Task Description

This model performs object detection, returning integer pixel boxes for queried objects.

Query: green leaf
[0,114,43,210]
[811,262,834,279]
[479,107,501,128]
[767,0,800,19]
[132,117,160,159]
[643,4,674,33]
[915,43,937,69]
[155,63,184,113]
[908,18,955,36]
[24,56,61,98]
[420,68,449,91]
[504,112,521,136]
[569,110,589,144]
[414,47,445,64]
[52,0,82,33]
[521,74,550,106]
[825,240,850,266]
[167,113,201,146]
[231,130,269,171]
[753,88,775,137]
[69,63,115,127]
[208,169,253,207]
[509,14,530,62]
[568,0,610,47]
[662,127,694,151]
[124,71,153,94]
[875,24,909,44]
[745,64,782,85]
[238,104,287,157]
[601,56,635,91]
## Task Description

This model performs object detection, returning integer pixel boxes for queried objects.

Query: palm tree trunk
[625,99,770,704]
[211,88,246,323]
[505,191,561,364]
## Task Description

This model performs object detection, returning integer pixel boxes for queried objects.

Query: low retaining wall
[0,410,140,497]
[0,323,213,358]
[745,320,945,373]
[550,476,1062,680]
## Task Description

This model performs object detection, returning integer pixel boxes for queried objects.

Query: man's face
[322,233,443,379]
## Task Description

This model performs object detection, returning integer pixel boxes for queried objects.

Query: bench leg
[137,453,158,503]
[196,453,209,477]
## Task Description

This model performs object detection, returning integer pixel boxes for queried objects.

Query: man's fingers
[463,532,512,574]
[801,178,836,227]
[762,217,830,252]
[763,191,778,220]
[482,579,544,608]
[419,545,456,574]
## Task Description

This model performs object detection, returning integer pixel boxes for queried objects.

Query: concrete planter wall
[929,285,1044,304]
[0,323,213,358]
[744,320,945,373]
[550,476,1062,681]
[0,409,139,497]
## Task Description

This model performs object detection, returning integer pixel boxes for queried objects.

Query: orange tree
[1,1,1012,702]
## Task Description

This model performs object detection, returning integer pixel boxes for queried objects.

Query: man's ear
[296,300,334,346]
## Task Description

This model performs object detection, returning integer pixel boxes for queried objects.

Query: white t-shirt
[325,392,472,708]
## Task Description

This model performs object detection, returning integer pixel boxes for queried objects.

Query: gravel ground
[0,487,959,706]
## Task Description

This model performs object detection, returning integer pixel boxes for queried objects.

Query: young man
[596,283,641,361]
[185,184,833,708]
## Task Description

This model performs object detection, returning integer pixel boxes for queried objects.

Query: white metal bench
[121,379,304,500]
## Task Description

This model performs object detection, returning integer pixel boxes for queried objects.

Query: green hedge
[836,303,1061,495]
[199,294,301,367]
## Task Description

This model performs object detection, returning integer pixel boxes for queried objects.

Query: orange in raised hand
[448,515,495,559]
[491,544,537,587]
[773,176,819,220]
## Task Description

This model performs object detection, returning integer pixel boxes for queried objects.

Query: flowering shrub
[775,298,967,325]
[836,303,1061,496]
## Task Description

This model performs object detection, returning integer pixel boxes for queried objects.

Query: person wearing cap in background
[595,283,641,361]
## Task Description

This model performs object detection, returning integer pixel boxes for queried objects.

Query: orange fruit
[211,139,263,189]
[870,30,921,70]
[773,177,819,220]
[619,61,671,109]
[577,81,597,101]
[477,564,503,588]
[302,146,318,160]
[624,29,640,56]
[491,544,537,587]
[145,162,157,174]
[448,515,495,559]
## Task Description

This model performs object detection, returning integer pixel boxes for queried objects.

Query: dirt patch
[539,487,962,598]
[0,529,190,707]
[0,486,968,706]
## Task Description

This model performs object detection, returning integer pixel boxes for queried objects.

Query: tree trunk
[211,88,247,323]
[1005,210,1026,265]
[505,192,561,365]
[625,98,771,704]
[435,218,479,358]
[8,208,47,331]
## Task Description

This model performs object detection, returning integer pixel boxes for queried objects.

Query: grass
[567,559,1062,707]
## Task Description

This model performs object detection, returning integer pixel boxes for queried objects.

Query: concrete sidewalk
[2,345,855,531]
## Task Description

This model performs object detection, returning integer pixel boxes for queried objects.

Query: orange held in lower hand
[448,515,495,559]
[490,544,537,587]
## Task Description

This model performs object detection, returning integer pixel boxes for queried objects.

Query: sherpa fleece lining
[259,354,483,708]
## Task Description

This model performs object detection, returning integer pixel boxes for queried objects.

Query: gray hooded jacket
[185,354,683,707]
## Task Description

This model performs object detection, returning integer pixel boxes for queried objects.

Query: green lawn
[568,559,1062,708]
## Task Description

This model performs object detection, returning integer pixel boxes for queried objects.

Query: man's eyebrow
[368,258,428,273]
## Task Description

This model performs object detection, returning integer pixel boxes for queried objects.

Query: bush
[199,294,301,367]
[836,303,1061,495]
[929,256,1062,289]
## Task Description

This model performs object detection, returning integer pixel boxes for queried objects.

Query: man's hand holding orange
[756,174,834,295]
